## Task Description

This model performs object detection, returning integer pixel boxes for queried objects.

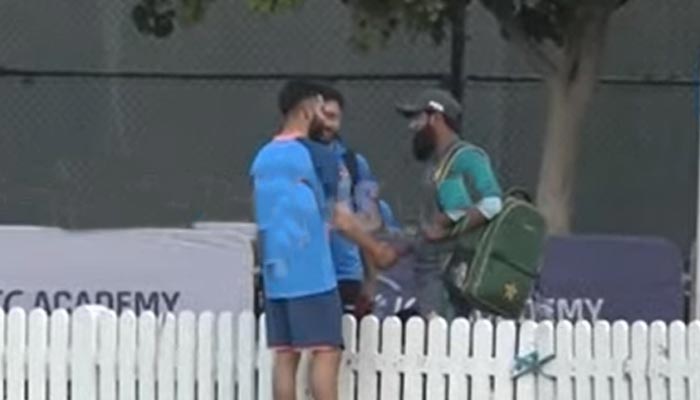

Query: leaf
[248,0,305,13]
[178,0,218,25]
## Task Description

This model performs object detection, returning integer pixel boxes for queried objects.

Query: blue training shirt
[328,139,377,282]
[250,136,338,299]
[378,200,401,232]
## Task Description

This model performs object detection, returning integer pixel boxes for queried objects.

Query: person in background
[375,199,423,322]
[250,80,397,400]
[313,85,384,320]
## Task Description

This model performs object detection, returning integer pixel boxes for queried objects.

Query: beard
[310,129,335,144]
[309,128,324,142]
[412,128,437,162]
[308,116,325,141]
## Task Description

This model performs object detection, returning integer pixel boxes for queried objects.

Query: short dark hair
[318,84,344,109]
[277,80,324,115]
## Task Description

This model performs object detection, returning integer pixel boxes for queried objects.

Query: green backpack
[434,144,547,318]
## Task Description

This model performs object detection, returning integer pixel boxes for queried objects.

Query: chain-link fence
[0,0,698,252]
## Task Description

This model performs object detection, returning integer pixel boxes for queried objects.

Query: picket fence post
[494,320,516,400]
[630,321,650,400]
[358,316,381,400]
[119,310,137,400]
[257,314,273,400]
[177,311,196,400]
[380,316,403,399]
[138,312,157,400]
[689,321,700,400]
[593,321,613,400]
[49,310,69,400]
[157,313,177,400]
[612,321,631,400]
[516,320,537,400]
[574,322,594,400]
[7,308,26,400]
[217,312,235,400]
[535,320,556,400]
[669,321,688,400]
[0,309,5,400]
[237,311,256,400]
[449,318,470,399]
[197,312,215,400]
[28,309,48,400]
[403,317,426,400]
[649,321,669,400]
[72,307,98,400]
[339,315,358,400]
[98,309,118,400]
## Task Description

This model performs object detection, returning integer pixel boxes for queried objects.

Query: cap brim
[395,103,422,117]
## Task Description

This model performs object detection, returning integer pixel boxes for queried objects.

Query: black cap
[396,88,462,122]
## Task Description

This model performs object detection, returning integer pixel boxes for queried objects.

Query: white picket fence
[0,308,698,400]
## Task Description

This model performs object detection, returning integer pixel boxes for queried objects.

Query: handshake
[332,204,407,270]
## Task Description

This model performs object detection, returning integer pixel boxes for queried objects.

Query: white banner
[0,225,254,314]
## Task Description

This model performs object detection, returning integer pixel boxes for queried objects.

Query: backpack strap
[342,149,360,187]
[341,149,360,210]
[432,141,469,185]
[295,138,339,216]
[505,187,534,204]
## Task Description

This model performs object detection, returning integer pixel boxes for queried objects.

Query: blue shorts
[265,289,344,350]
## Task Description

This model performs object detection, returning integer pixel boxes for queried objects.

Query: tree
[177,0,630,233]
[131,0,216,38]
[478,0,629,233]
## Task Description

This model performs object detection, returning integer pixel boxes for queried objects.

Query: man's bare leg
[309,348,342,400]
[273,350,301,400]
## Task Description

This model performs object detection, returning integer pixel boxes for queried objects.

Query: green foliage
[131,0,176,38]
[248,0,470,51]
[518,0,574,46]
[131,0,218,38]
[485,0,630,47]
[171,0,629,51]
[247,0,305,14]
[247,0,625,51]
[346,0,461,51]
[179,0,216,24]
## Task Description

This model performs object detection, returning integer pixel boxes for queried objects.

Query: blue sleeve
[378,200,401,230]
[355,154,376,182]
[352,153,380,213]
[316,147,339,202]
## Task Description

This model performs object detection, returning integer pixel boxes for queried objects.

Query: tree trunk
[535,7,612,234]
[536,72,595,233]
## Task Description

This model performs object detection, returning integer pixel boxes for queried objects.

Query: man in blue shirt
[250,80,396,400]
[313,85,384,319]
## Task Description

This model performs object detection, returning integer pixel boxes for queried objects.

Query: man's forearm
[455,207,488,232]
[333,205,397,268]
[450,196,502,234]
[354,209,383,233]
[341,221,385,256]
